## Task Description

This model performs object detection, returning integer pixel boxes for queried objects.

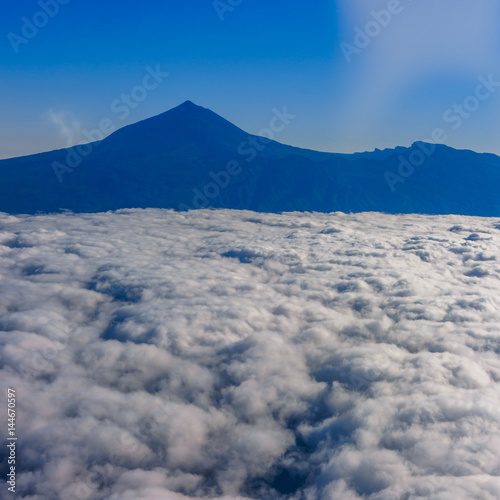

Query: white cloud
[1,209,500,498]
[47,109,83,148]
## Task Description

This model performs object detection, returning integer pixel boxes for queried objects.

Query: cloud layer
[1,209,500,499]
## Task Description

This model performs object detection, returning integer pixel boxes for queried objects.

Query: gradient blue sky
[1,0,500,159]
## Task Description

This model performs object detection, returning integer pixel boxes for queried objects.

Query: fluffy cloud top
[1,209,500,499]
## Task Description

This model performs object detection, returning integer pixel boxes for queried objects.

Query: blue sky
[1,0,500,159]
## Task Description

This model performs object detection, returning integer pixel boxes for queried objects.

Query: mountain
[1,101,500,215]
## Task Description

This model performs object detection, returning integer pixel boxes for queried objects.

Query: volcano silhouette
[1,101,499,215]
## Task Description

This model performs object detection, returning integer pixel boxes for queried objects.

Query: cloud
[47,109,83,148]
[1,209,500,498]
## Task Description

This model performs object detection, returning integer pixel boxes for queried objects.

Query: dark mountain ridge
[1,101,499,215]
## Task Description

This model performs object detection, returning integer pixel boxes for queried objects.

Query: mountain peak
[1,101,500,216]
[178,99,198,108]
[96,99,251,159]
[172,100,204,113]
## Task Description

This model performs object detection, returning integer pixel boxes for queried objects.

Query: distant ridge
[0,101,499,215]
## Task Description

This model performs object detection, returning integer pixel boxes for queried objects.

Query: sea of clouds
[1,208,500,500]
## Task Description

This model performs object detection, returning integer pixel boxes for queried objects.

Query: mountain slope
[0,101,499,215]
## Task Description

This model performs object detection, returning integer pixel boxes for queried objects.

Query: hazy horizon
[3,98,500,162]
